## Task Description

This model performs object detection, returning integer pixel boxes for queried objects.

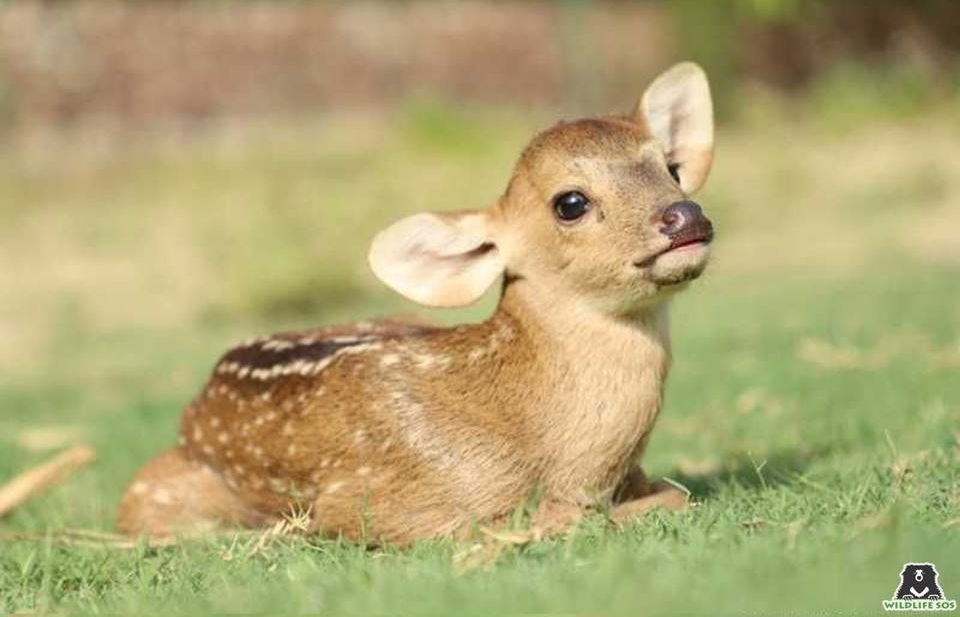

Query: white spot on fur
[268,477,290,494]
[131,481,149,495]
[262,339,295,352]
[341,342,383,358]
[218,362,240,375]
[330,335,373,344]
[218,432,230,444]
[316,359,335,374]
[151,488,173,505]
[357,466,371,476]
[413,353,436,369]
[209,417,221,428]
[380,354,401,367]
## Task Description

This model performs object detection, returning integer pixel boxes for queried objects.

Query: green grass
[1,101,959,614]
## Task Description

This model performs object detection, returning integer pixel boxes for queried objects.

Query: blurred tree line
[668,0,960,117]
[0,0,957,130]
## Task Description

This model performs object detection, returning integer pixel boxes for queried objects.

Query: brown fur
[118,64,715,544]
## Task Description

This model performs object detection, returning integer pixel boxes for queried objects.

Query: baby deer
[118,63,716,544]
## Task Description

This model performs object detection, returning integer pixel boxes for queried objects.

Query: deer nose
[660,200,710,238]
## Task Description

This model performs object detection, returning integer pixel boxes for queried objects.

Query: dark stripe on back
[221,338,376,370]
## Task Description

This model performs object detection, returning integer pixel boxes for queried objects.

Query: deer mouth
[633,224,714,269]
[663,221,714,254]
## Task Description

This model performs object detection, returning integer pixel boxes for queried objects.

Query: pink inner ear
[633,64,714,196]
[369,212,504,308]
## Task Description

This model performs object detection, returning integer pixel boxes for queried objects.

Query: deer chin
[647,241,711,285]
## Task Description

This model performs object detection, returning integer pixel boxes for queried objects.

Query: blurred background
[0,0,959,525]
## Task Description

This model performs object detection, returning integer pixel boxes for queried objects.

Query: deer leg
[117,447,260,537]
[610,479,688,523]
[529,478,688,535]
[617,465,669,501]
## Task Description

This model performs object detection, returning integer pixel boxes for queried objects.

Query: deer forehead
[515,118,656,173]
[523,117,651,158]
[500,121,672,215]
[552,154,672,203]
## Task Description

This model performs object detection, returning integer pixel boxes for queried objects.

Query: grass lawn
[0,101,958,614]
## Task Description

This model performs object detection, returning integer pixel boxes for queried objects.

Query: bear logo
[894,563,945,601]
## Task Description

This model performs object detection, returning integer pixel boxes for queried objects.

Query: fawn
[118,62,716,544]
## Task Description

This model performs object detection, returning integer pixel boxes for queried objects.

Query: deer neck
[493,277,673,501]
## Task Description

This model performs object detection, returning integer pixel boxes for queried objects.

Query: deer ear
[368,210,505,307]
[636,62,714,194]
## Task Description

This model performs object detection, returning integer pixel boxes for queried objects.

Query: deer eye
[668,163,681,184]
[553,191,591,222]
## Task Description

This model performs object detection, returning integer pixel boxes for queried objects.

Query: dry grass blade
[477,525,539,545]
[0,529,180,549]
[452,540,508,574]
[452,524,543,574]
[0,445,96,518]
[739,518,769,529]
